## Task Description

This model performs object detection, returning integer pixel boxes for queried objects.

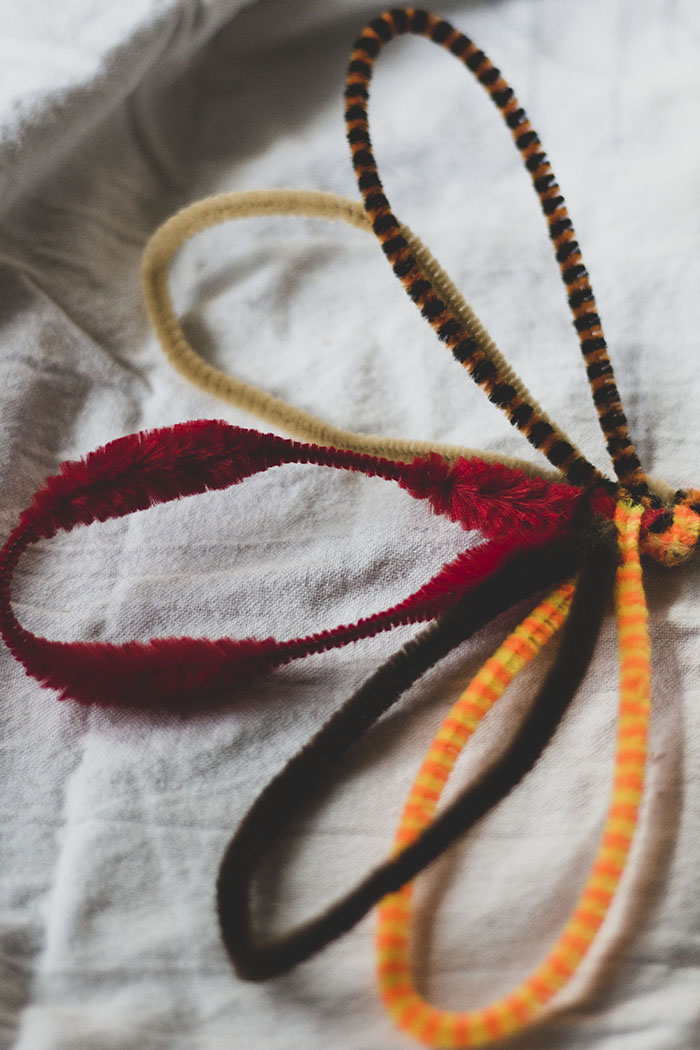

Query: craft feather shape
[0,424,582,709]
[218,538,615,982]
[0,6,699,1050]
[141,187,578,481]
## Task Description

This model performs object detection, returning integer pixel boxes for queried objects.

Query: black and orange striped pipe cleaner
[212,7,700,1047]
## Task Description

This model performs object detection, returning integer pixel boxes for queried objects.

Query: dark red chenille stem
[0,420,583,709]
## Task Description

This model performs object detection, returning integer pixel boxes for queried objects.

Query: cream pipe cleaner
[142,188,581,480]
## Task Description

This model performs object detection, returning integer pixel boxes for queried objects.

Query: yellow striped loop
[377,501,650,1048]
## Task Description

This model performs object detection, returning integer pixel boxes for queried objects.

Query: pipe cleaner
[377,500,646,1047]
[142,187,576,481]
[0,424,582,710]
[218,539,614,981]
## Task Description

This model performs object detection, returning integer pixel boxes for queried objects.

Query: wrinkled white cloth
[1,1,699,1048]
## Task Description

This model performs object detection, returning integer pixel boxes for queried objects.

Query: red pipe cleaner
[0,420,582,710]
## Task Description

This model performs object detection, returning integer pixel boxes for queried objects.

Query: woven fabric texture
[0,2,699,1049]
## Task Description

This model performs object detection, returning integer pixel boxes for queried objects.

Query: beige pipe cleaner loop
[142,187,585,479]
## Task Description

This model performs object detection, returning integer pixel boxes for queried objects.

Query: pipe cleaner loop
[0,420,583,709]
[142,188,583,481]
[217,538,613,981]
[346,9,643,493]
[376,500,648,1047]
[143,189,570,478]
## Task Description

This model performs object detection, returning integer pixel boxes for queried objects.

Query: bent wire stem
[377,502,648,1049]
[0,420,583,709]
[345,8,649,496]
[217,541,593,981]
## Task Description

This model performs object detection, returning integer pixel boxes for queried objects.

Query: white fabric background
[0,1,699,1047]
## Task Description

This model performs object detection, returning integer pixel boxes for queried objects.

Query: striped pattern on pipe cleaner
[345,8,648,498]
[386,582,575,856]
[142,188,583,481]
[0,419,583,709]
[377,500,649,1048]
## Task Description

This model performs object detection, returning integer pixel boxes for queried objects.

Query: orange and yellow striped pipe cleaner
[377,501,649,1047]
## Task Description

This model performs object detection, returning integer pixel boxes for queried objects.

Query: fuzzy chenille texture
[217,538,611,984]
[0,422,582,707]
[0,3,699,1050]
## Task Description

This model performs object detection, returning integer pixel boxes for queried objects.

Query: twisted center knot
[640,490,700,566]
[591,486,700,567]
